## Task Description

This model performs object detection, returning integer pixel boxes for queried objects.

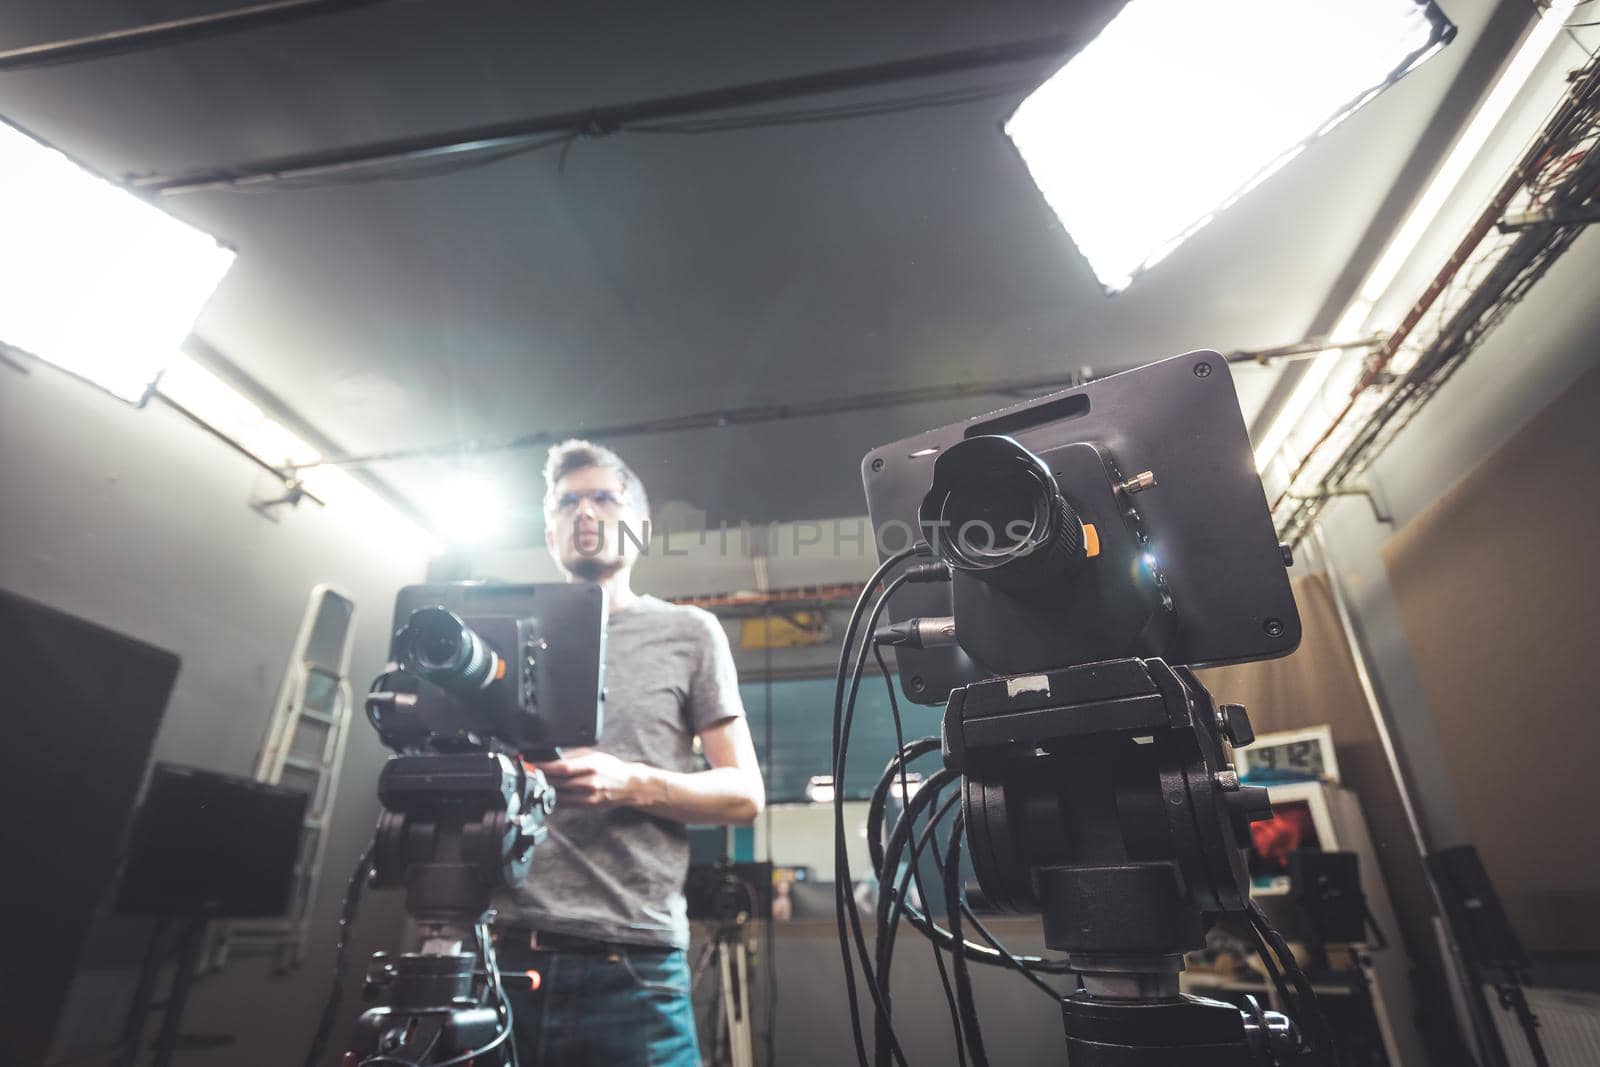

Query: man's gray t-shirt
[497,594,744,950]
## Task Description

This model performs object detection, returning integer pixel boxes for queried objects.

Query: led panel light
[0,119,235,401]
[1007,0,1452,294]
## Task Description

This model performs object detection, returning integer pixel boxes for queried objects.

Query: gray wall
[0,357,427,1065]
[1310,224,1600,862]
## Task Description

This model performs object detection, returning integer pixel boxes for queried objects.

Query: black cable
[632,79,1037,136]
[477,921,518,1067]
[873,641,964,1067]
[960,904,1064,1003]
[907,796,969,1067]
[1244,917,1294,1028]
[227,133,578,191]
[831,547,922,1067]
[1250,901,1336,1064]
[943,815,989,1067]
[423,1021,512,1067]
[866,740,942,876]
[876,787,966,1067]
[873,648,966,1052]
[837,570,917,1067]
[864,746,1072,974]
[196,77,1039,192]
[304,839,376,1067]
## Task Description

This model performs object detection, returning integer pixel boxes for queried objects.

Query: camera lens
[919,435,1087,590]
[397,607,498,692]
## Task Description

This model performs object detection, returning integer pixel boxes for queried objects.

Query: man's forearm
[626,763,764,825]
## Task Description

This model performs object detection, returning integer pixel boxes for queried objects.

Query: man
[493,439,765,1067]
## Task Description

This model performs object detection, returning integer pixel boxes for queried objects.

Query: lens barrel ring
[920,436,1088,590]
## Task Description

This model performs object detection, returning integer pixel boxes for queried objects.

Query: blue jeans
[495,940,700,1067]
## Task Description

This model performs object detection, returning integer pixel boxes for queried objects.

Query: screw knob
[1216,703,1255,748]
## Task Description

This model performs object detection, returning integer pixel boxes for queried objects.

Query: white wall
[0,358,429,1065]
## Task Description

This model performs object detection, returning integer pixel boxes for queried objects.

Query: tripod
[345,751,552,1066]
[944,656,1306,1065]
[695,918,756,1067]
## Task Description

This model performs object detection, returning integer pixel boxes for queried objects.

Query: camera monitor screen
[382,582,606,754]
[862,351,1299,703]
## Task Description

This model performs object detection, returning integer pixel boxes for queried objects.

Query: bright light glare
[430,473,510,546]
[160,353,442,558]
[1007,0,1443,294]
[160,357,319,468]
[0,121,235,401]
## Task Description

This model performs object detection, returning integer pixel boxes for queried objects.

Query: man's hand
[528,718,763,825]
[532,749,645,809]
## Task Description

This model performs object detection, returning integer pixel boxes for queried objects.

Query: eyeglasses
[554,488,625,514]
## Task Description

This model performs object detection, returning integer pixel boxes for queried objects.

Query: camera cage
[369,581,607,757]
[862,349,1300,703]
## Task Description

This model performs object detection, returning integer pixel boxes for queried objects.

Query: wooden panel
[1201,573,1439,970]
[1381,360,1600,952]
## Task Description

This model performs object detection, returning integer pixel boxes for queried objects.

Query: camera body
[862,350,1299,702]
[367,582,606,758]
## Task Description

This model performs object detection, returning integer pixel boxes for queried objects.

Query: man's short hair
[542,439,650,517]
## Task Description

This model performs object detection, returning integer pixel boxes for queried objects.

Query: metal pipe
[1223,336,1384,366]
[151,391,327,506]
[1312,526,1508,1067]
[0,0,390,72]
[294,335,1346,475]
[289,368,1099,471]
[133,31,1094,195]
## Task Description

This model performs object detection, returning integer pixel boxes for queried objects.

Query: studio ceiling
[0,0,1526,545]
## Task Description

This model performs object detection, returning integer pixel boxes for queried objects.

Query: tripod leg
[718,942,738,1067]
[1500,984,1550,1067]
[150,918,206,1067]
[731,939,753,1067]
[116,918,171,1067]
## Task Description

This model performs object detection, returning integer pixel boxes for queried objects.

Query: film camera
[854,351,1321,1065]
[326,583,606,1067]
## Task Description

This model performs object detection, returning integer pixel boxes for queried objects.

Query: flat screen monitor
[116,763,308,918]
[0,588,180,1067]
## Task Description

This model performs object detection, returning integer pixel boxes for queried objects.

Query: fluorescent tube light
[0,120,235,402]
[1253,2,1579,473]
[804,775,836,806]
[1007,0,1451,294]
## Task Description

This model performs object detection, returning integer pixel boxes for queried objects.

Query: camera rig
[306,582,606,1067]
[840,351,1325,1066]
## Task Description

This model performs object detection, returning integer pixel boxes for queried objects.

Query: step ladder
[216,584,357,971]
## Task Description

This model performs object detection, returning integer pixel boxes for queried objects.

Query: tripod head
[370,752,554,942]
[944,657,1293,1063]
